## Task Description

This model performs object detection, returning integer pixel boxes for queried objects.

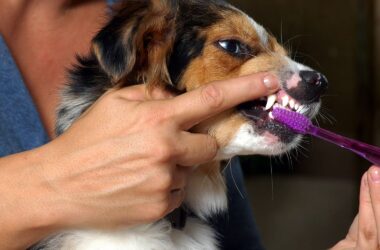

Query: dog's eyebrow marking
[247,17,269,46]
[227,5,269,46]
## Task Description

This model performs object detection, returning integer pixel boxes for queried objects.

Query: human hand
[331,166,380,250]
[20,73,279,232]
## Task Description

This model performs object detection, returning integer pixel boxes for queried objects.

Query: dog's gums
[238,89,314,143]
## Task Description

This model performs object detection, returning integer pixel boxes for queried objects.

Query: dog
[31,0,328,249]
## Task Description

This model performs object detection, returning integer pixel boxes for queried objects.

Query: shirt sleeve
[210,157,265,250]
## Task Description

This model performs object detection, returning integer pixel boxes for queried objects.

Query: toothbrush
[272,107,380,166]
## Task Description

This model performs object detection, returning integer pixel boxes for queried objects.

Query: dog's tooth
[265,94,277,110]
[294,103,300,111]
[269,111,274,119]
[299,106,308,114]
[289,99,295,109]
[282,95,289,107]
[297,105,304,113]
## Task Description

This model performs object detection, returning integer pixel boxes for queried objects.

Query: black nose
[289,70,328,103]
[300,70,328,92]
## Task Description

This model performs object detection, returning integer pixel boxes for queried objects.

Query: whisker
[269,156,275,201]
[284,34,310,47]
[228,159,245,199]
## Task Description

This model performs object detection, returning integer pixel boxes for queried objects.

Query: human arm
[0,74,279,250]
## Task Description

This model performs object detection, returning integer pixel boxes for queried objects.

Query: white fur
[185,172,227,220]
[56,89,96,134]
[248,18,269,45]
[217,123,302,160]
[285,56,313,72]
[36,218,217,250]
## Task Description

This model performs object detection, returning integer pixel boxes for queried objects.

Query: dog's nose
[290,70,328,103]
[300,70,328,93]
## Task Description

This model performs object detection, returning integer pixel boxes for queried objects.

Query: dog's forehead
[246,17,269,45]
[225,7,269,46]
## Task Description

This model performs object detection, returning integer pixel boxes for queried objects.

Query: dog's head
[92,0,328,159]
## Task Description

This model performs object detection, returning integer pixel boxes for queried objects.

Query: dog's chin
[215,99,321,160]
[216,123,302,160]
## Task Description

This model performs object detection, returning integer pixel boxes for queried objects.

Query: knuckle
[152,201,171,219]
[154,135,181,162]
[201,84,224,109]
[144,104,173,126]
[361,226,376,241]
[156,172,174,192]
[155,142,174,162]
[204,136,218,159]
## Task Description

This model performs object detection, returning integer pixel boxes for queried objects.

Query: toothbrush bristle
[272,108,312,134]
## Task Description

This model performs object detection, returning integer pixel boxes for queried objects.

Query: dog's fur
[31,0,327,249]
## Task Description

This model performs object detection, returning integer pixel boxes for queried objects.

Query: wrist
[0,144,68,249]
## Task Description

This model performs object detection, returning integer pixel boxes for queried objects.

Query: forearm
[0,146,64,250]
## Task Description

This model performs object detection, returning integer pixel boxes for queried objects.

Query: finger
[357,172,378,249]
[176,132,218,166]
[330,215,358,250]
[115,84,174,101]
[347,215,359,242]
[171,166,190,191]
[167,188,185,213]
[367,166,380,245]
[166,73,279,129]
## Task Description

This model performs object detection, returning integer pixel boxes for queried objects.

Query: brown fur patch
[92,0,177,91]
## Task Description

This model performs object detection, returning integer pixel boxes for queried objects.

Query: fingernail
[369,167,380,183]
[263,74,279,91]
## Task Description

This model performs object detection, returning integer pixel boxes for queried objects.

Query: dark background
[228,0,380,249]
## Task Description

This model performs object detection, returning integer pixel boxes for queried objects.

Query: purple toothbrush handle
[308,125,380,166]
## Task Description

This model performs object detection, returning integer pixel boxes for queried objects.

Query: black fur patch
[92,2,149,78]
[168,0,231,86]
[66,55,110,96]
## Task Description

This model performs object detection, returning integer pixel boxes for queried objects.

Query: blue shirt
[0,2,264,249]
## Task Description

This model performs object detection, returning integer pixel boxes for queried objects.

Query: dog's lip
[237,89,317,143]
[238,89,313,119]
[238,103,299,143]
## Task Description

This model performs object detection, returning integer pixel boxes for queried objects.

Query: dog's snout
[299,70,328,93]
[284,70,328,104]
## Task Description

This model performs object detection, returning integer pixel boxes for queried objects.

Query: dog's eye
[217,40,251,58]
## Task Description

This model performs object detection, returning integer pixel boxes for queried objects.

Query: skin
[0,1,280,249]
[332,166,380,250]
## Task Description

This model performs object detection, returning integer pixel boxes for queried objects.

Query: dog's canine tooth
[269,111,274,119]
[282,95,289,107]
[289,99,295,109]
[294,103,300,111]
[265,94,277,110]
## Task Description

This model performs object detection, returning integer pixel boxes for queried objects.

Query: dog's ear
[92,0,177,88]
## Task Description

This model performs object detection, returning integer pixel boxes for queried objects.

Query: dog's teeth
[265,94,277,110]
[299,105,307,114]
[282,95,289,107]
[269,111,274,119]
[289,99,295,109]
[294,103,300,111]
[297,105,303,113]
